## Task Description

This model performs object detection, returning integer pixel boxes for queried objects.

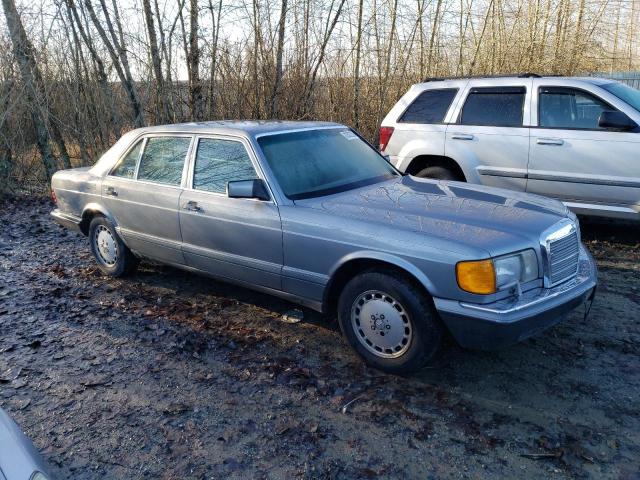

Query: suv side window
[111,139,143,179]
[193,138,258,194]
[137,137,191,186]
[460,87,526,127]
[539,87,614,130]
[399,88,458,123]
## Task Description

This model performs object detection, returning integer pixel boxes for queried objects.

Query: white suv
[380,74,640,220]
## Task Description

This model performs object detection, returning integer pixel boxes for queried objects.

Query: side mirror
[227,179,270,201]
[598,110,637,131]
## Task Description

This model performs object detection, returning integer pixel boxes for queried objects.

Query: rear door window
[399,88,458,123]
[460,87,526,127]
[137,137,191,186]
[538,87,614,129]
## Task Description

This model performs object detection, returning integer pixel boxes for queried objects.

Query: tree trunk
[207,0,222,118]
[83,0,145,127]
[1,0,63,180]
[66,0,120,138]
[0,80,12,190]
[352,0,364,129]
[188,0,203,121]
[269,0,287,118]
[142,0,167,123]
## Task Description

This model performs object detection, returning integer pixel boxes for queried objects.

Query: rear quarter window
[399,88,458,124]
[111,139,143,179]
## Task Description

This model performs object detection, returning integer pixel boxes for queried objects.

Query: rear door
[102,134,193,264]
[385,86,461,172]
[528,80,640,214]
[445,79,532,191]
[179,135,283,289]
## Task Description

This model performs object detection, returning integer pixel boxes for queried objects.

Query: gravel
[1,196,639,479]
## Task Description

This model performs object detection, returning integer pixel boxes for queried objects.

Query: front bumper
[51,209,83,233]
[434,244,597,350]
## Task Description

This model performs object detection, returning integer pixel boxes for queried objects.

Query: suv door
[102,135,192,264]
[179,136,283,289]
[446,79,532,191]
[528,80,640,216]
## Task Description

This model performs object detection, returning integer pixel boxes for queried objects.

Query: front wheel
[337,270,443,374]
[88,215,138,277]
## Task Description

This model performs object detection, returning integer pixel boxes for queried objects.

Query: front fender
[328,250,438,296]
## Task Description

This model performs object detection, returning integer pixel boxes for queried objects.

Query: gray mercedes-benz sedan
[51,121,597,373]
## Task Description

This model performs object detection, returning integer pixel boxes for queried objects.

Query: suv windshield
[257,128,399,200]
[601,82,640,112]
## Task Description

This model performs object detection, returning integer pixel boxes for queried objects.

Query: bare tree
[82,0,145,127]
[352,0,364,129]
[1,0,638,192]
[2,0,70,180]
[143,0,168,123]
[269,0,287,118]
[188,0,204,120]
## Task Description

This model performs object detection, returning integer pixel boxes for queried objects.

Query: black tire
[415,165,461,181]
[337,269,443,374]
[88,215,138,277]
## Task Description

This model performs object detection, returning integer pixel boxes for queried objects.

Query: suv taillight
[379,127,394,152]
[51,189,57,204]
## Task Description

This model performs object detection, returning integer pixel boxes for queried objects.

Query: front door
[179,136,283,289]
[528,83,640,215]
[445,80,532,191]
[102,135,192,264]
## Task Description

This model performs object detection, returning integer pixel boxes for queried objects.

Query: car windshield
[601,82,640,112]
[257,128,399,200]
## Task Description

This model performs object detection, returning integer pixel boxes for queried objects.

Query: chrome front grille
[547,228,579,286]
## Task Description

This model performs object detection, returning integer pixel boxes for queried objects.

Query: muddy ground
[0,197,639,479]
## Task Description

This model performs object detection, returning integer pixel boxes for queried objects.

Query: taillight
[379,126,394,152]
[51,189,57,204]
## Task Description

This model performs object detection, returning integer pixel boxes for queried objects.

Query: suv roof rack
[422,73,543,82]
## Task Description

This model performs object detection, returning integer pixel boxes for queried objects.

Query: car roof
[414,74,615,88]
[130,120,344,138]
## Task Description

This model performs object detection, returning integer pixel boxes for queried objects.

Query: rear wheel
[89,216,138,277]
[415,165,461,181]
[337,270,443,374]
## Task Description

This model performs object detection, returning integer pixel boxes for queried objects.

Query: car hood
[294,176,572,257]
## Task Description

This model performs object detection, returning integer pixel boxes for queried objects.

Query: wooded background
[1,0,638,193]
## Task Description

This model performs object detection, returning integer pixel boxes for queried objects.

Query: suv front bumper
[434,244,597,350]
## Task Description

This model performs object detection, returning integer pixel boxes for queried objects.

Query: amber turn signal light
[456,259,496,294]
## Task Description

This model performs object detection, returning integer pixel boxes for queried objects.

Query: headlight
[31,473,49,480]
[456,249,538,294]
[494,249,538,288]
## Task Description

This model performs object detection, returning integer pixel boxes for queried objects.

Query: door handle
[184,200,202,212]
[451,133,474,140]
[536,137,564,146]
[105,186,118,196]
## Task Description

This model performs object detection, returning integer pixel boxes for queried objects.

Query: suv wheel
[337,269,443,374]
[89,215,138,277]
[416,165,460,181]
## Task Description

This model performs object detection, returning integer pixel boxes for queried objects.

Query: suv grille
[548,229,579,285]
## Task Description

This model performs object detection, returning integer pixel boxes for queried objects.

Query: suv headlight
[456,249,538,294]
